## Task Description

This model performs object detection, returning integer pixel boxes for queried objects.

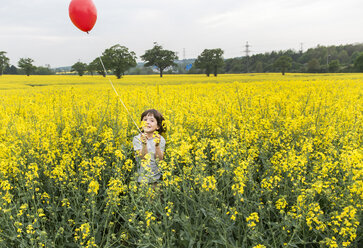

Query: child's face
[142,113,160,133]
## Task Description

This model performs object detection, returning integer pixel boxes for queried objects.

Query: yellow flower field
[0,74,362,247]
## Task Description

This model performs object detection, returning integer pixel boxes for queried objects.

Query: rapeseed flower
[0,74,361,246]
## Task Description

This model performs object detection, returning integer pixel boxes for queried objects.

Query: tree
[194,48,224,76]
[222,43,363,74]
[89,58,106,77]
[273,55,292,75]
[71,61,87,76]
[350,51,361,64]
[354,53,363,72]
[0,51,10,75]
[4,65,18,74]
[141,42,178,77]
[255,61,263,73]
[87,62,96,76]
[102,45,137,79]
[35,66,55,75]
[337,50,349,64]
[18,58,36,76]
[307,58,321,73]
[328,60,340,73]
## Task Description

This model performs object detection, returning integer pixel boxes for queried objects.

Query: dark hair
[140,109,166,134]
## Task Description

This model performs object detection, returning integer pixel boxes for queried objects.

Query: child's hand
[153,132,161,146]
[140,121,147,131]
[141,133,147,145]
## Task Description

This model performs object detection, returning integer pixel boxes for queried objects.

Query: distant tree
[354,53,363,72]
[337,50,349,64]
[102,45,137,79]
[71,61,87,76]
[87,62,96,76]
[18,58,36,76]
[255,61,263,73]
[35,66,55,75]
[224,58,243,73]
[307,58,321,73]
[130,66,155,75]
[273,55,292,75]
[222,43,363,74]
[328,60,340,73]
[350,51,361,64]
[195,52,212,76]
[194,48,224,76]
[210,49,224,76]
[291,62,304,72]
[141,42,178,77]
[0,51,10,75]
[89,58,106,77]
[4,65,18,74]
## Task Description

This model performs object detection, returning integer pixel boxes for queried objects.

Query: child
[133,109,166,184]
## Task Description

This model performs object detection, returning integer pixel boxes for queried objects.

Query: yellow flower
[253,245,266,248]
[145,211,156,227]
[246,212,259,230]
[202,175,217,191]
[0,74,362,247]
[88,180,100,195]
[276,197,287,212]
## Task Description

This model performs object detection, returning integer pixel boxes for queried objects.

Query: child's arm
[155,143,164,161]
[138,133,148,159]
[133,134,148,159]
[154,133,164,161]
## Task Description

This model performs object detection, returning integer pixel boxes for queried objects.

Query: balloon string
[98,56,142,134]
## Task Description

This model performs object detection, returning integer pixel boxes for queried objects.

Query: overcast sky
[1,0,362,67]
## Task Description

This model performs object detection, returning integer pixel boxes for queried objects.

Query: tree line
[1,43,363,78]
[68,44,226,78]
[0,53,55,76]
[224,43,363,74]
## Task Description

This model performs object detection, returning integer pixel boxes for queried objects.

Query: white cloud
[0,0,362,67]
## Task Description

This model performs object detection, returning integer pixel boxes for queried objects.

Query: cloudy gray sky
[1,0,362,67]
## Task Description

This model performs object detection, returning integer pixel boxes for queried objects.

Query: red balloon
[69,0,97,33]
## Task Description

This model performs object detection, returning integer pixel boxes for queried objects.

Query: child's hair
[141,109,166,134]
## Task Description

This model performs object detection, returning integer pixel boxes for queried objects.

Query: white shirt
[133,133,166,183]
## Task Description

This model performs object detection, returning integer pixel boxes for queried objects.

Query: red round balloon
[69,0,97,33]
